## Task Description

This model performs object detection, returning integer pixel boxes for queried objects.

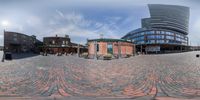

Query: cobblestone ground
[0,51,200,100]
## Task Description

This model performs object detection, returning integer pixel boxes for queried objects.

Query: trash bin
[196,54,199,58]
[5,52,12,60]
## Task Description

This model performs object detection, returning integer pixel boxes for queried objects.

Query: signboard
[145,46,160,52]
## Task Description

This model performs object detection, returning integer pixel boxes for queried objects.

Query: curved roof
[142,4,189,35]
[5,31,32,37]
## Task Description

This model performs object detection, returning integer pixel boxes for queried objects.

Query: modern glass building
[122,4,190,53]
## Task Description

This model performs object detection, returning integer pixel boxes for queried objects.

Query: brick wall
[88,41,134,58]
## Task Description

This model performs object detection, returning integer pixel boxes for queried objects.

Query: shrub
[103,53,112,60]
[81,52,88,58]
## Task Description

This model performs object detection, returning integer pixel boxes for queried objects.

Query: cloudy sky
[0,0,200,45]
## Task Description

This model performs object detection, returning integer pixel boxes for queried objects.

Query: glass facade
[124,30,188,46]
[122,4,189,52]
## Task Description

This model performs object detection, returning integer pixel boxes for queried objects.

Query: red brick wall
[88,41,134,57]
[113,42,119,55]
[98,42,107,55]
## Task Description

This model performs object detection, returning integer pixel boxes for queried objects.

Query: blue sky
[0,0,200,45]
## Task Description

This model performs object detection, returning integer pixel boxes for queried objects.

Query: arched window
[52,40,55,44]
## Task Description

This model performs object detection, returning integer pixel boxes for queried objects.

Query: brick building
[4,31,39,53]
[87,38,135,59]
[43,35,87,54]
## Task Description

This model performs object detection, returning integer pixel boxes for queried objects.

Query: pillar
[77,44,80,57]
[94,41,97,59]
[118,42,121,58]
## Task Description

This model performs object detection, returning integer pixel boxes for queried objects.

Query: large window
[52,40,55,44]
[146,40,155,44]
[134,36,144,41]
[137,41,145,44]
[96,44,99,52]
[156,31,161,34]
[166,32,174,35]
[13,38,17,41]
[147,35,155,39]
[140,32,144,35]
[107,43,113,54]
[146,31,155,35]
[176,37,181,41]
[166,35,174,40]
[161,31,165,34]
[157,40,165,44]
[155,35,165,39]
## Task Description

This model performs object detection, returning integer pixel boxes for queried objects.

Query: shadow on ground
[12,53,40,60]
[0,51,40,60]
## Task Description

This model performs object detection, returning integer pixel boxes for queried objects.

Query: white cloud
[26,16,41,26]
[56,9,65,18]
[189,18,200,46]
[193,18,200,30]
[43,11,123,44]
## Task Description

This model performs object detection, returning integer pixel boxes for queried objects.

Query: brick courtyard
[0,51,200,100]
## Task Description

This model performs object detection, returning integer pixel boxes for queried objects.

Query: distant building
[43,35,87,54]
[87,38,135,59]
[190,46,200,51]
[122,4,190,53]
[4,31,40,53]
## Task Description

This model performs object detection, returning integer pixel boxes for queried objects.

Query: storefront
[87,38,135,59]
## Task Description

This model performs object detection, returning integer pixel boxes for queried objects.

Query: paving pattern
[0,51,200,100]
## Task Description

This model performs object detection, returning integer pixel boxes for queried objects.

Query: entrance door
[107,43,113,54]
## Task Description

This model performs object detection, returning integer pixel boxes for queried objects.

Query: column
[94,41,97,59]
[77,44,80,57]
[118,42,121,58]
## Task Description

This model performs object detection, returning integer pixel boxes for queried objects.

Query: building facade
[122,4,190,53]
[4,31,37,53]
[43,35,87,54]
[87,38,134,59]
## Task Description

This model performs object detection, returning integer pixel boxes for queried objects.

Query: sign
[145,46,160,52]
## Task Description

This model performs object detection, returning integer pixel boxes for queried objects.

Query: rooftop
[88,38,132,43]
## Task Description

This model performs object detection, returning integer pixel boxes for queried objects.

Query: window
[147,35,155,39]
[166,32,174,35]
[155,35,164,39]
[176,37,181,41]
[13,34,17,37]
[147,31,155,35]
[161,31,165,34]
[140,32,144,35]
[96,44,99,52]
[22,35,26,38]
[137,41,145,44]
[156,31,160,34]
[146,40,155,44]
[107,44,113,54]
[166,35,174,40]
[157,40,165,44]
[52,40,55,44]
[134,36,144,41]
[65,41,68,44]
[13,38,17,41]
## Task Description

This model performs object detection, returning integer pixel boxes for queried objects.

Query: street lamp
[1,20,9,62]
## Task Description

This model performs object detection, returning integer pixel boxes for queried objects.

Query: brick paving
[0,51,200,100]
